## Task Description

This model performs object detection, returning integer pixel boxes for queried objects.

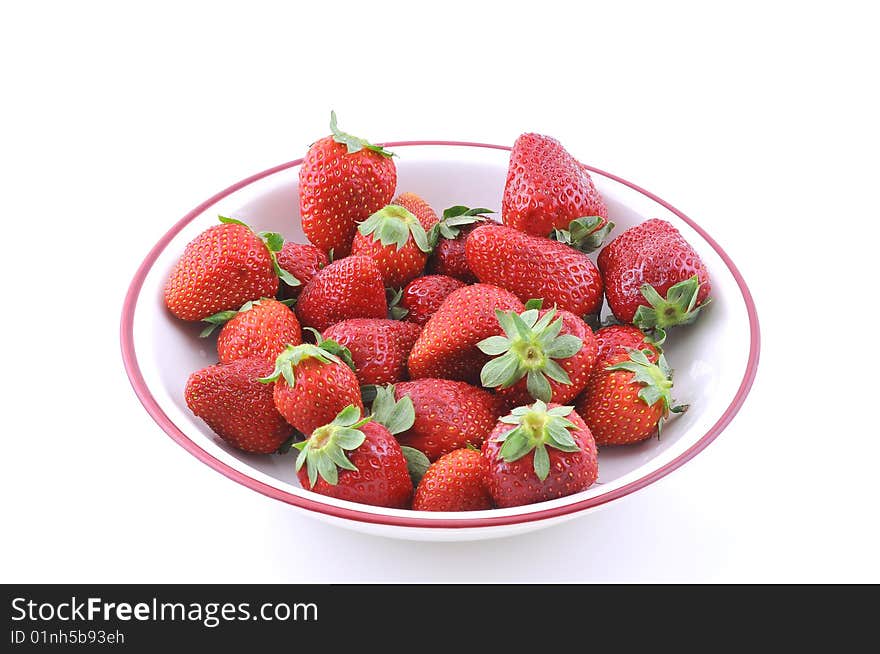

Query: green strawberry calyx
[400,446,430,486]
[258,342,344,386]
[386,287,409,320]
[359,205,431,253]
[551,216,614,253]
[294,405,371,487]
[370,384,415,435]
[478,307,583,402]
[632,275,710,342]
[199,298,261,338]
[329,110,394,158]
[302,327,356,372]
[493,401,582,481]
[427,205,492,248]
[217,215,301,289]
[606,349,688,433]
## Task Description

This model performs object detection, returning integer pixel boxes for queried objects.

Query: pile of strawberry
[165,114,711,511]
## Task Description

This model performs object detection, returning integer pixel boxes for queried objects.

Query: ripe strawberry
[427,224,479,282]
[295,256,387,332]
[275,242,328,301]
[482,400,598,508]
[575,349,686,446]
[400,275,466,326]
[595,324,660,363]
[425,205,491,283]
[322,319,421,386]
[261,343,363,436]
[394,192,441,229]
[413,448,493,511]
[294,405,412,508]
[479,305,597,406]
[351,202,434,288]
[407,283,524,384]
[164,216,299,321]
[598,219,711,339]
[388,379,503,460]
[502,133,608,239]
[185,357,293,454]
[195,298,302,365]
[466,224,604,317]
[299,112,396,258]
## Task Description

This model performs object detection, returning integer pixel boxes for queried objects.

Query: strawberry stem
[329,110,394,157]
[478,307,583,402]
[550,216,614,253]
[493,401,582,481]
[632,275,709,338]
[294,405,370,487]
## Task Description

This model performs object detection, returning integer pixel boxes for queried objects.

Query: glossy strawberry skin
[297,421,412,509]
[323,319,421,386]
[217,299,302,365]
[271,357,363,436]
[299,135,396,258]
[482,405,598,508]
[497,309,599,407]
[394,379,504,461]
[164,223,278,321]
[401,275,466,326]
[275,242,328,301]
[597,218,711,324]
[351,235,427,289]
[351,193,439,288]
[413,449,493,511]
[185,357,293,454]
[407,284,524,384]
[575,350,665,446]
[426,223,480,283]
[465,224,604,317]
[295,256,388,332]
[394,192,440,228]
[595,324,660,363]
[502,133,608,237]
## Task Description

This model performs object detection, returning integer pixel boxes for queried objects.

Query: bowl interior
[130,143,752,524]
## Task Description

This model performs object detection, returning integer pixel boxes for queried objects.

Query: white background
[1,1,877,582]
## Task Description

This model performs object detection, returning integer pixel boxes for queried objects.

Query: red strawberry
[394,192,440,230]
[575,349,686,446]
[482,400,598,508]
[295,256,387,332]
[196,298,302,365]
[351,202,434,288]
[299,112,396,258]
[595,324,660,363]
[425,206,491,283]
[407,283,524,384]
[164,216,299,321]
[413,448,493,511]
[388,379,503,460]
[502,133,608,238]
[597,219,711,339]
[294,405,412,509]
[275,242,328,301]
[400,275,466,326]
[261,343,363,436]
[427,223,479,282]
[322,319,421,386]
[185,357,293,454]
[479,305,597,406]
[466,224,604,317]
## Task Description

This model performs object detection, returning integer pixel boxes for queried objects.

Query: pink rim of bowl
[120,140,761,530]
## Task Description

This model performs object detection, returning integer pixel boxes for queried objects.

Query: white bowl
[121,141,760,541]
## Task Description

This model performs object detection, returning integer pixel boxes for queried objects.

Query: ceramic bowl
[121,141,760,541]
